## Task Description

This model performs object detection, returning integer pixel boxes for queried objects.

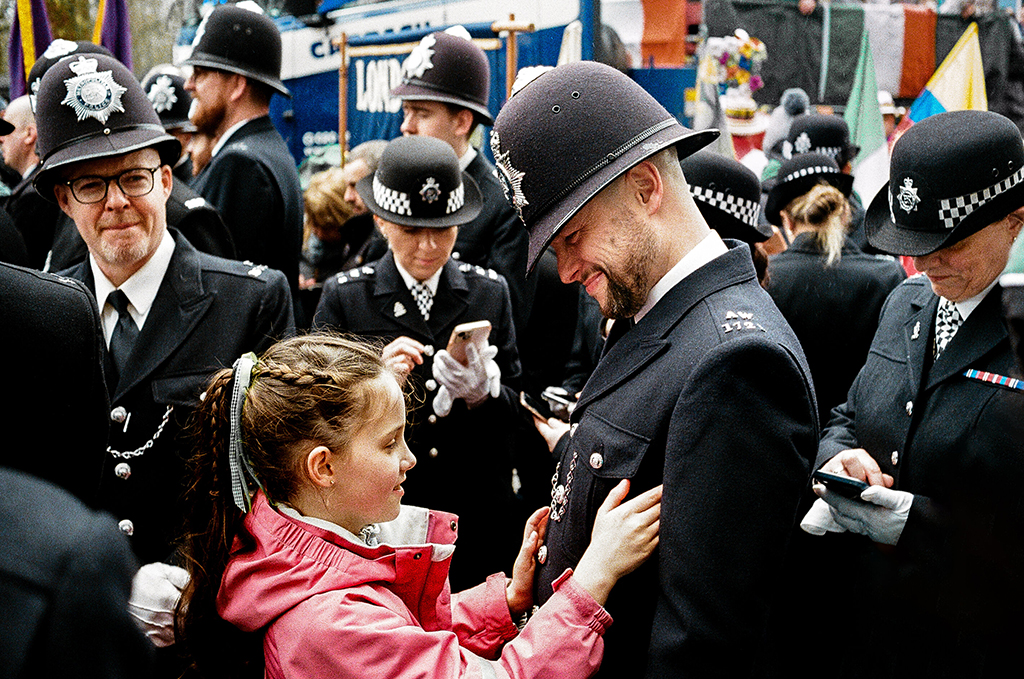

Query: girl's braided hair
[175,333,397,678]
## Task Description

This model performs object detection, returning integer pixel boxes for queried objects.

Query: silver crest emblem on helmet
[420,177,441,204]
[42,39,79,60]
[147,75,178,114]
[490,131,529,219]
[897,177,920,214]
[794,132,812,154]
[61,57,127,124]
[403,34,436,80]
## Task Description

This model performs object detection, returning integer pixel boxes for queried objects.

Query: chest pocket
[569,410,654,479]
[151,371,215,407]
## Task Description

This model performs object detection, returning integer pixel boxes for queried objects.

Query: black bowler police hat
[26,40,114,113]
[490,61,718,272]
[391,29,493,127]
[33,54,180,203]
[183,5,289,98]
[866,110,1024,257]
[679,150,771,243]
[765,153,854,226]
[356,135,483,229]
[783,114,859,166]
[142,72,196,133]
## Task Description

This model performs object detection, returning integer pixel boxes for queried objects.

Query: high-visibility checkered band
[936,165,1024,230]
[813,146,842,160]
[691,185,760,228]
[447,183,465,214]
[373,176,411,216]
[780,165,841,185]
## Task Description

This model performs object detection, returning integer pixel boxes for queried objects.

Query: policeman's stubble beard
[594,216,659,320]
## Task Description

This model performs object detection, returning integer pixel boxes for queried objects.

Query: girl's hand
[506,506,550,617]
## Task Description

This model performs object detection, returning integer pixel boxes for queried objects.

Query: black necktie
[602,317,634,356]
[107,290,139,383]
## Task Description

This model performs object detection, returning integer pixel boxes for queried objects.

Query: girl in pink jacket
[175,334,661,679]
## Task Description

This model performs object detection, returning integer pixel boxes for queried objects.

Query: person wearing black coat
[764,153,906,422]
[803,110,1024,678]
[0,467,153,679]
[313,136,523,591]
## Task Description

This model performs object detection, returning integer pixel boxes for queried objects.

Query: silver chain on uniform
[549,448,579,522]
[107,405,174,459]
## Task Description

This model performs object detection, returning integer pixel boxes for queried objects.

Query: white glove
[800,497,847,536]
[128,562,189,647]
[432,342,500,415]
[817,485,914,546]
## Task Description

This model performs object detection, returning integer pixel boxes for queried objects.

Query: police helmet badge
[61,56,127,124]
[794,131,812,154]
[403,34,436,79]
[420,177,441,203]
[490,131,529,219]
[147,75,178,114]
[897,177,920,214]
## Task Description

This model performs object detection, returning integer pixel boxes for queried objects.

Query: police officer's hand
[533,416,570,454]
[128,561,189,647]
[506,506,550,617]
[573,480,662,606]
[820,448,894,488]
[432,342,499,410]
[382,336,425,385]
[812,485,914,545]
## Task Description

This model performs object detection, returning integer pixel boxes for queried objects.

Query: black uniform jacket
[0,262,109,505]
[62,231,294,563]
[456,152,536,337]
[535,241,819,678]
[818,276,1024,678]
[313,251,523,590]
[0,468,152,679]
[5,166,61,269]
[767,233,906,422]
[191,115,303,300]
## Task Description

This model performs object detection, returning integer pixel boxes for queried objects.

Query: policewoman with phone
[802,110,1024,678]
[313,136,523,591]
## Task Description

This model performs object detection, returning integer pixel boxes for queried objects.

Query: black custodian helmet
[32,54,180,202]
[680,150,772,243]
[26,39,114,113]
[490,61,718,271]
[142,71,196,132]
[391,29,493,127]
[182,4,289,97]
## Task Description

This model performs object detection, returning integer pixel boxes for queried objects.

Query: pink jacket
[218,492,612,679]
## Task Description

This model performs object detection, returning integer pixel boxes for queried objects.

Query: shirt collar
[458,146,477,172]
[635,230,728,322]
[942,278,1000,323]
[393,257,443,296]
[210,117,253,158]
[91,229,175,321]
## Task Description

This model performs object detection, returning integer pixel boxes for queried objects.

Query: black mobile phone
[812,470,869,500]
[520,391,553,421]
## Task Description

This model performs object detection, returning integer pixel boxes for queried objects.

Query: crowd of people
[2,3,1024,678]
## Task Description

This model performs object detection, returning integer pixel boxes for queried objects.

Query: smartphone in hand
[446,320,492,366]
[812,470,869,500]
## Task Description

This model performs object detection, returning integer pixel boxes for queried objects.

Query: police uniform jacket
[0,468,152,678]
[817,276,1024,677]
[313,251,523,591]
[191,115,303,300]
[535,241,819,678]
[5,166,62,269]
[457,152,536,337]
[767,233,906,422]
[62,230,294,564]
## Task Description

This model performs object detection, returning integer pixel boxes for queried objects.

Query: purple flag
[94,0,132,70]
[7,0,54,99]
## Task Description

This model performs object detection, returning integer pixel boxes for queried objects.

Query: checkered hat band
[691,185,760,228]
[814,146,842,160]
[936,165,1024,230]
[446,183,465,214]
[373,175,412,216]
[781,166,841,185]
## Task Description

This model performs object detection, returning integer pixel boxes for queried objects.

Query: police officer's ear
[53,182,74,217]
[625,159,664,216]
[158,163,174,201]
[451,107,475,139]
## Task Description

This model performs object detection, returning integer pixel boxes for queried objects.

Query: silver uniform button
[590,453,604,469]
[905,401,913,416]
[425,379,437,392]
[423,344,435,357]
[114,462,131,480]
[111,406,128,423]
[118,519,134,536]
[429,447,439,458]
[891,450,899,466]
[452,251,461,260]
[536,544,548,564]
[428,414,437,424]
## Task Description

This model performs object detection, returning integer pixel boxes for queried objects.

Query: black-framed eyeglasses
[64,167,160,204]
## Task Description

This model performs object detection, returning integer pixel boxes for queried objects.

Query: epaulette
[458,262,498,279]
[335,264,375,285]
[243,261,269,278]
[184,197,209,210]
